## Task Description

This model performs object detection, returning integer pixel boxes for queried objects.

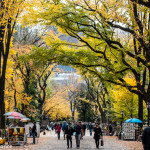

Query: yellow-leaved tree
[0,0,41,128]
[43,88,72,121]
[109,75,147,122]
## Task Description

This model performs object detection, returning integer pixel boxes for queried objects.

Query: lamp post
[72,108,75,121]
[14,106,17,112]
[107,113,109,125]
[31,112,33,122]
[121,111,124,133]
[146,102,150,126]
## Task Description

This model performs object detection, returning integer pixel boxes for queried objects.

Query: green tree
[31,0,150,121]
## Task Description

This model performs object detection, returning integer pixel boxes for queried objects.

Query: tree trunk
[96,90,106,123]
[101,111,107,123]
[0,22,12,129]
[0,79,5,129]
[138,95,143,121]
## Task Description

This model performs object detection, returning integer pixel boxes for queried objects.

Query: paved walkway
[27,131,134,150]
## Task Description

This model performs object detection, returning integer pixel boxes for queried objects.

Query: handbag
[101,139,104,146]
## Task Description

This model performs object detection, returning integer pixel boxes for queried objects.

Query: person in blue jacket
[62,121,68,140]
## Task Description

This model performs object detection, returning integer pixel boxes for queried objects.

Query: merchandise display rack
[8,127,26,146]
[122,123,136,140]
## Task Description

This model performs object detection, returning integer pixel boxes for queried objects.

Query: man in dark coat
[32,122,36,144]
[142,126,150,150]
[65,122,74,149]
[94,123,102,149]
[74,122,82,149]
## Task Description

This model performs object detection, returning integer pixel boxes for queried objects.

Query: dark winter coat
[142,126,150,150]
[74,125,82,135]
[65,126,74,136]
[94,127,102,139]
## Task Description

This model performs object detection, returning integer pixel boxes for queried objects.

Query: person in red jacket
[56,123,61,140]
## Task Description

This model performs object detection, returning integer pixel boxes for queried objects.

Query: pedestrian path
[33,131,134,150]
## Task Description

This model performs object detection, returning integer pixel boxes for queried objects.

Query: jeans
[57,131,60,140]
[76,134,81,148]
[90,129,93,136]
[32,133,36,144]
[67,135,72,148]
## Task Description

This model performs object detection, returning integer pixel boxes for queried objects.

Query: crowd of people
[54,121,103,149]
[30,121,150,150]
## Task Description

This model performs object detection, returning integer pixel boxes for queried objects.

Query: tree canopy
[0,0,150,128]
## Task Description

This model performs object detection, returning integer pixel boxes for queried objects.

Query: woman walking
[94,123,103,149]
[56,123,61,140]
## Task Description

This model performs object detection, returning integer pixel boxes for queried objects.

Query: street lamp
[121,111,124,132]
[107,113,109,125]
[31,112,33,122]
[146,102,150,126]
[97,114,101,124]
[72,108,75,121]
[14,106,17,112]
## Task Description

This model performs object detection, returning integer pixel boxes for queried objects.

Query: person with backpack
[65,122,74,149]
[88,122,94,136]
[62,121,68,140]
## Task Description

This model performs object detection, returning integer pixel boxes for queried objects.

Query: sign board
[41,119,49,128]
[122,123,135,140]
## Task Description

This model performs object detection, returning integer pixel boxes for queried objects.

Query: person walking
[56,123,61,140]
[74,122,82,149]
[65,122,74,149]
[62,121,68,140]
[83,123,86,136]
[32,122,36,144]
[54,123,57,133]
[142,126,150,150]
[94,123,103,149]
[108,124,113,136]
[79,122,84,140]
[88,122,93,136]
[29,127,32,137]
